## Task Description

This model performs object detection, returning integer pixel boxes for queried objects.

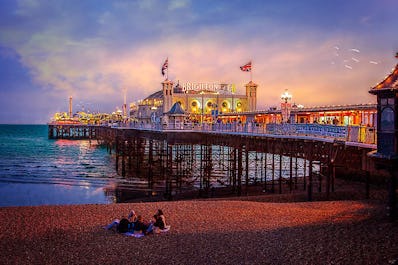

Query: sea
[0,124,119,207]
[0,125,315,207]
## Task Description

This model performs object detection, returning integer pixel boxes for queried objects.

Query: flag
[161,58,168,76]
[395,52,398,59]
[240,61,252,72]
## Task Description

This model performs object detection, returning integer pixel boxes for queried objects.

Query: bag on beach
[118,218,130,233]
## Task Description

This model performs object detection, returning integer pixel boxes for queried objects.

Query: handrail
[118,122,377,145]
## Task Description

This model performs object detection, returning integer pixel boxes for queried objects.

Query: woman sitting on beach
[152,209,169,233]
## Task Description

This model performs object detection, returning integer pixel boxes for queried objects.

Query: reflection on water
[0,125,122,206]
[0,125,321,206]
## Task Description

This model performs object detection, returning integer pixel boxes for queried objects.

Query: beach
[1,197,397,265]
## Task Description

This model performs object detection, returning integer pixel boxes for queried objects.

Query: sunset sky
[0,0,397,124]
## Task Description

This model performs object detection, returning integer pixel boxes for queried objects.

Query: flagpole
[166,57,169,80]
[250,60,253,82]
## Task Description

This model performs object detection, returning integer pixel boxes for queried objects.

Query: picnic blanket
[122,225,171,238]
[124,232,146,238]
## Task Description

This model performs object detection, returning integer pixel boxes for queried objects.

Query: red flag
[240,61,252,72]
[395,52,398,59]
[161,58,168,76]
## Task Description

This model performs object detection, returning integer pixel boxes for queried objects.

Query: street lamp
[200,91,204,124]
[280,89,292,123]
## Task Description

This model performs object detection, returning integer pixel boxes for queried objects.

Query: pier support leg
[307,160,313,201]
[365,170,370,199]
[271,153,275,193]
[289,155,293,192]
[331,164,335,192]
[279,153,282,194]
[232,148,237,194]
[237,146,243,196]
[245,147,249,196]
[294,156,298,189]
[318,162,322,193]
[263,153,267,192]
[115,154,119,173]
[148,140,154,194]
[303,159,307,191]
[326,163,331,200]
[121,142,126,178]
[387,168,397,221]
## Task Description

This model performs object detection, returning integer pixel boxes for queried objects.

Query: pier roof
[371,63,398,91]
[166,102,186,115]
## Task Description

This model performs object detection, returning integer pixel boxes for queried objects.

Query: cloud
[168,0,190,10]
[0,0,397,124]
[4,21,388,109]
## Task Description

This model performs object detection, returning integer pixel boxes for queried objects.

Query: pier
[48,123,96,139]
[48,123,377,201]
[46,58,398,206]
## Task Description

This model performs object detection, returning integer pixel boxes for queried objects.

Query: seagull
[350,48,360,53]
[345,65,353,69]
[351,57,359,63]
[369,61,378,64]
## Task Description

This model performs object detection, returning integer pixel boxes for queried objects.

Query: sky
[0,0,397,124]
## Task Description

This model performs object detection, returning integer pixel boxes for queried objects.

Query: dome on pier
[145,90,163,100]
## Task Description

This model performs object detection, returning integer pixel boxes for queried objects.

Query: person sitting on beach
[105,209,136,233]
[128,210,137,223]
[117,217,131,233]
[133,215,152,235]
[152,209,169,233]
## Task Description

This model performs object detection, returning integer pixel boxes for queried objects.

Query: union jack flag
[240,61,252,72]
[161,58,168,76]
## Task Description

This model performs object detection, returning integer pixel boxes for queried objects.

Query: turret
[245,81,257,111]
[162,79,174,113]
[69,96,73,119]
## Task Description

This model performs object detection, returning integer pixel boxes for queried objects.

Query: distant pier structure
[48,123,96,139]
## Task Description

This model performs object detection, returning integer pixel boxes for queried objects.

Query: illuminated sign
[182,83,236,94]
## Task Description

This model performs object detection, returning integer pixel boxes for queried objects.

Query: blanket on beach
[123,225,171,238]
[124,232,145,238]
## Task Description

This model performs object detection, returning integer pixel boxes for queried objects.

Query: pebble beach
[1,198,397,265]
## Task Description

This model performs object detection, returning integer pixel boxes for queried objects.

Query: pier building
[222,103,377,127]
[132,80,258,125]
[131,76,375,130]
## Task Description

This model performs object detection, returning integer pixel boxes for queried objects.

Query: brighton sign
[182,82,236,94]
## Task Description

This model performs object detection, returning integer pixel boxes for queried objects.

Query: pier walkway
[124,122,376,148]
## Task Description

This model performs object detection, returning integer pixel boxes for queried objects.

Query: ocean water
[0,124,119,207]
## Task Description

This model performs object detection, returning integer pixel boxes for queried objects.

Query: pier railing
[121,122,376,146]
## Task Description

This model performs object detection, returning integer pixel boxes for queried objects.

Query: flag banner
[395,52,398,59]
[162,58,168,76]
[240,61,252,72]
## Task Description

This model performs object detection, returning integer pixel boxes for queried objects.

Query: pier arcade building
[133,79,258,124]
[131,78,376,127]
